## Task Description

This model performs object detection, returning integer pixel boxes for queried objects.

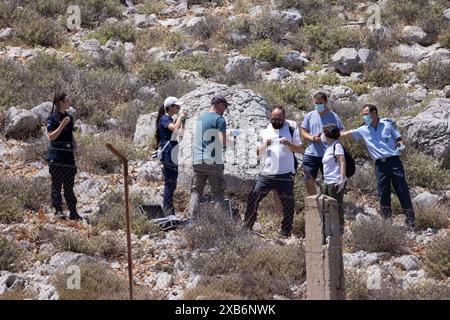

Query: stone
[444,8,450,21]
[393,255,420,271]
[412,192,440,208]
[155,272,173,289]
[224,55,254,76]
[136,160,164,182]
[133,112,158,147]
[74,120,98,134]
[137,86,157,101]
[104,37,123,52]
[31,102,53,126]
[78,39,105,60]
[332,48,373,75]
[331,86,354,99]
[393,44,429,62]
[405,98,450,167]
[280,9,303,28]
[444,85,450,98]
[134,14,158,28]
[4,107,40,139]
[282,50,309,71]
[186,274,201,289]
[0,27,14,40]
[176,82,270,193]
[47,252,95,273]
[267,67,291,81]
[408,87,428,102]
[401,26,427,44]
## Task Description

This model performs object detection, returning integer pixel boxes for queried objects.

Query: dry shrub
[417,60,450,90]
[348,216,407,254]
[53,263,154,300]
[423,232,450,280]
[0,236,24,272]
[413,203,449,231]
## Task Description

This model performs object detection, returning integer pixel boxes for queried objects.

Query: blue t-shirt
[193,111,227,165]
[46,112,75,164]
[350,118,402,161]
[301,110,344,157]
[158,114,178,164]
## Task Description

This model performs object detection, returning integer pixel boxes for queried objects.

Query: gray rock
[393,255,420,271]
[155,50,178,62]
[282,50,309,71]
[176,82,270,193]
[408,87,428,102]
[155,272,173,289]
[280,9,303,28]
[224,55,254,76]
[0,27,14,39]
[412,192,440,208]
[445,85,450,98]
[74,120,98,134]
[78,39,105,60]
[133,112,158,147]
[47,252,95,273]
[444,8,450,21]
[401,26,427,44]
[267,67,291,81]
[390,62,415,72]
[186,274,201,289]
[331,86,354,99]
[405,98,450,167]
[137,86,157,101]
[31,102,53,125]
[332,48,374,75]
[393,44,429,62]
[134,14,158,28]
[4,107,40,139]
[136,160,164,182]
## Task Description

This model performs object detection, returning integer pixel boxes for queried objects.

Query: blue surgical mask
[315,104,325,113]
[363,114,372,126]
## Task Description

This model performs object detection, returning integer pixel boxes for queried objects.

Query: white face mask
[320,133,328,144]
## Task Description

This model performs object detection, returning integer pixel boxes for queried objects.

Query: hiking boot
[278,230,290,239]
[69,212,83,221]
[54,210,67,220]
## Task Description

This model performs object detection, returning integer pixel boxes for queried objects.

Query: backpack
[288,126,299,174]
[333,142,356,178]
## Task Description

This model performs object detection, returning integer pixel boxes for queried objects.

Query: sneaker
[54,210,67,220]
[69,212,83,221]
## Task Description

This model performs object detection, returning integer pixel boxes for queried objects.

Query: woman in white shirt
[321,124,346,233]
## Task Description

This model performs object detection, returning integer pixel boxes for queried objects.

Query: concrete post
[305,194,345,300]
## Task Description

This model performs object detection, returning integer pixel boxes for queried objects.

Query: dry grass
[347,216,408,254]
[0,236,24,272]
[413,203,449,231]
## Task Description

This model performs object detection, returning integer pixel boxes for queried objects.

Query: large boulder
[176,83,269,193]
[282,50,309,71]
[31,102,53,126]
[404,98,450,167]
[133,112,158,147]
[77,39,105,60]
[3,107,40,139]
[224,55,254,76]
[401,26,427,45]
[393,44,430,62]
[332,48,373,75]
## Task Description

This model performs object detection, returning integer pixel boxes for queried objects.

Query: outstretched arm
[339,130,354,140]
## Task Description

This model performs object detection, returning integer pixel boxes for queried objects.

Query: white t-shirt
[322,141,345,184]
[258,122,301,175]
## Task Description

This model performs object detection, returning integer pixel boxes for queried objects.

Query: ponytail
[155,104,166,147]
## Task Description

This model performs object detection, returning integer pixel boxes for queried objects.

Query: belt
[375,155,399,164]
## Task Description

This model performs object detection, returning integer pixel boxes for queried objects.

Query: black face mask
[271,119,284,129]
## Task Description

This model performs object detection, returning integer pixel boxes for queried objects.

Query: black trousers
[244,173,295,235]
[49,163,77,214]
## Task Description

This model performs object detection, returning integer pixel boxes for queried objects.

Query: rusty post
[106,143,134,300]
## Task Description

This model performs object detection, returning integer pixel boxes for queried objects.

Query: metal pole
[106,143,134,300]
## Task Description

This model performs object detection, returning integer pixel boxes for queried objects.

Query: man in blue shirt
[341,104,415,228]
[301,91,344,195]
[188,95,231,218]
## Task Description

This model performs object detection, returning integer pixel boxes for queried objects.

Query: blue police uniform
[158,114,179,215]
[351,118,415,226]
[46,112,78,215]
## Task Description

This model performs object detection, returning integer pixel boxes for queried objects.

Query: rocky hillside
[0,0,449,300]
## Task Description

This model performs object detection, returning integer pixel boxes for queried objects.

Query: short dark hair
[364,104,378,114]
[323,123,340,140]
[313,91,328,102]
[272,105,286,115]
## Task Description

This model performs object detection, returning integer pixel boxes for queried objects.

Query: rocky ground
[0,0,449,299]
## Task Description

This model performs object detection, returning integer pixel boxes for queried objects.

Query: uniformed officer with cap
[341,103,415,228]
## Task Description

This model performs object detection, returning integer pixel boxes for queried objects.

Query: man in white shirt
[244,106,303,237]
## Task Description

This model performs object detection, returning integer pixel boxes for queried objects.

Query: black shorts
[302,154,323,180]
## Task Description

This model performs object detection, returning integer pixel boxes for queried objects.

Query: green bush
[413,203,449,231]
[348,216,407,254]
[74,0,123,28]
[346,81,372,96]
[89,22,138,44]
[14,9,65,47]
[34,0,66,17]
[248,81,310,111]
[423,232,450,280]
[0,237,23,272]
[173,54,224,78]
[275,0,331,25]
[249,8,286,42]
[363,55,405,88]
[403,149,450,190]
[162,32,187,51]
[417,59,450,90]
[244,39,283,65]
[438,29,450,49]
[192,13,223,41]
[139,59,175,85]
[139,0,165,15]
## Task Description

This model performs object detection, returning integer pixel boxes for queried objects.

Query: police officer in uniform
[341,104,415,228]
[46,93,82,221]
